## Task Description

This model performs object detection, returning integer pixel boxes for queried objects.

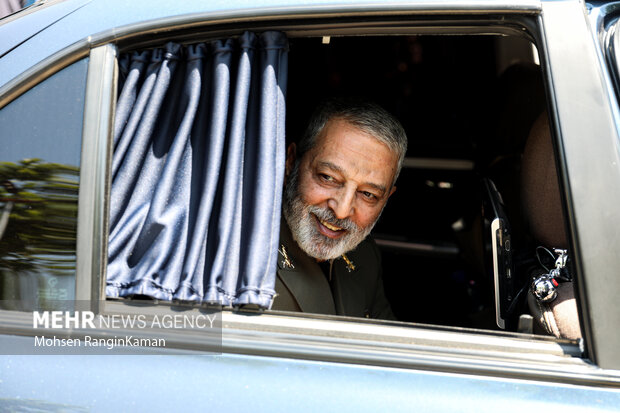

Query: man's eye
[361,191,377,200]
[320,174,334,182]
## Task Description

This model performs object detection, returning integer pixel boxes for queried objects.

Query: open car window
[102,29,580,342]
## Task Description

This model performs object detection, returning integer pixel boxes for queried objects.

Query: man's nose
[328,188,355,220]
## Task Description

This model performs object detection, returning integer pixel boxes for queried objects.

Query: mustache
[307,205,359,232]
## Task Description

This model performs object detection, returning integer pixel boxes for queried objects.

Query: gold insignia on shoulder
[278,245,294,269]
[341,254,356,272]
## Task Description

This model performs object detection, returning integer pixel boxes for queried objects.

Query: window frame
[74,44,116,312]
[93,12,590,372]
[2,0,620,383]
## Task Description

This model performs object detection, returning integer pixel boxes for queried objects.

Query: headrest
[521,113,568,248]
[496,63,546,154]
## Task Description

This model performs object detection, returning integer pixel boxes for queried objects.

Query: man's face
[283,118,398,260]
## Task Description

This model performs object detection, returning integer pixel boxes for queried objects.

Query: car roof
[0,0,541,90]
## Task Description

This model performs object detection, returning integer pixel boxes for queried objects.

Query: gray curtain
[107,31,288,308]
[0,0,22,19]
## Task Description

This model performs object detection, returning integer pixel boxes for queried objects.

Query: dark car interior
[285,34,570,332]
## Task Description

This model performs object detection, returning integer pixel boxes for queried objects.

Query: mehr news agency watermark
[28,309,221,354]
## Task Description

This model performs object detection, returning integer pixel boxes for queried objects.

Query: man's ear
[285,143,297,178]
[388,185,397,198]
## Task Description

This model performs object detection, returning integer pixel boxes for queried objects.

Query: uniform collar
[277,218,336,314]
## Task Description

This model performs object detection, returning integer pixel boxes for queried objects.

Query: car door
[1,0,620,411]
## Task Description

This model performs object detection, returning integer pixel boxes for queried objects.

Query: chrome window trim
[75,44,116,311]
[78,0,542,49]
[0,40,90,110]
[2,304,619,388]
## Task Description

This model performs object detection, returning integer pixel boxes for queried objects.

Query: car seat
[521,113,581,340]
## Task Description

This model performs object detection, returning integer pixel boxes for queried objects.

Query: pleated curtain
[106,31,288,308]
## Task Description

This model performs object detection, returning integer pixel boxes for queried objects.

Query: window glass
[0,58,88,310]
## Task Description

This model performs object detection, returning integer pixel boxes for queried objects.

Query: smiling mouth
[313,214,346,238]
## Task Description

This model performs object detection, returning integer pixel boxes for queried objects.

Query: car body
[1,0,620,411]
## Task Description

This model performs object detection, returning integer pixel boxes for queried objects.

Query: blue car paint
[0,0,91,59]
[0,0,534,88]
[1,349,619,412]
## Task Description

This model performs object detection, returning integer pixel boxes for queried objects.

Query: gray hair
[297,98,408,185]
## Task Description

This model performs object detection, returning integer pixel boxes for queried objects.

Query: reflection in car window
[0,58,88,310]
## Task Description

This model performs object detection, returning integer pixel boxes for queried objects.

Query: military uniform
[272,220,395,320]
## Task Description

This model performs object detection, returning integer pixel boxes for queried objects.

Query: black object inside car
[481,178,515,330]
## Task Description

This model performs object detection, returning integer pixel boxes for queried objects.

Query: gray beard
[282,161,377,261]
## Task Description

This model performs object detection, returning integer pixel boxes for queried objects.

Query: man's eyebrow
[317,161,387,196]
[318,161,344,174]
[365,182,387,196]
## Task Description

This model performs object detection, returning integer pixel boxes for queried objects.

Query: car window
[0,58,88,310]
[285,34,573,338]
[104,31,580,341]
[287,34,568,331]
